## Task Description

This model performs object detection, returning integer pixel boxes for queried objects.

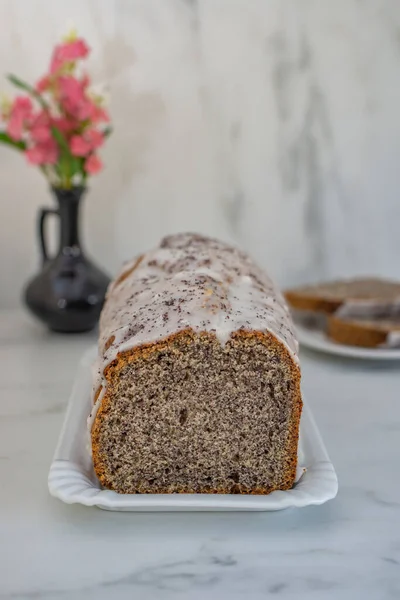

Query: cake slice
[285,278,400,315]
[328,307,400,348]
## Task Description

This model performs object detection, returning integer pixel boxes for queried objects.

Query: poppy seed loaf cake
[89,233,302,495]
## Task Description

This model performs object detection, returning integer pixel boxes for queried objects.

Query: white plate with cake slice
[296,323,400,360]
[286,278,400,360]
[48,346,338,511]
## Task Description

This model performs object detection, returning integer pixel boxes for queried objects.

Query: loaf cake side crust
[92,253,145,404]
[91,328,302,495]
[284,292,342,314]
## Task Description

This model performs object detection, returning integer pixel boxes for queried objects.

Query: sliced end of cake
[91,329,302,495]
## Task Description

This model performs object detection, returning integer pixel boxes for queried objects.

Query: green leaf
[102,126,112,138]
[0,131,26,151]
[51,125,83,187]
[51,126,81,173]
[7,74,49,109]
[51,125,71,155]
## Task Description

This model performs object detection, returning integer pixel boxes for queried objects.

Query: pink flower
[36,75,51,92]
[70,129,104,157]
[85,153,102,174]
[58,76,92,120]
[28,111,77,147]
[2,34,110,179]
[29,111,52,143]
[87,129,103,149]
[50,39,90,74]
[6,96,33,140]
[88,103,110,124]
[26,138,58,165]
[70,135,91,156]
[52,116,77,135]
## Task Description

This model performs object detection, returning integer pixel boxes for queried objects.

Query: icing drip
[335,299,400,319]
[89,233,300,434]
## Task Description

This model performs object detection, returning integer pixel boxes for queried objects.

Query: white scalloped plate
[48,346,338,511]
[296,323,400,360]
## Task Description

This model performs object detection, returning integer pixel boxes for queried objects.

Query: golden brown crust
[91,328,302,495]
[113,254,144,288]
[104,335,115,352]
[327,315,390,348]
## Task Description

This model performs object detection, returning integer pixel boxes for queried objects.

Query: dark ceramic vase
[24,186,110,333]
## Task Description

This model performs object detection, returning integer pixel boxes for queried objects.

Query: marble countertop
[1,309,399,600]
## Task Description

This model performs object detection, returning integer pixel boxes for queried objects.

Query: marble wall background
[1,0,400,307]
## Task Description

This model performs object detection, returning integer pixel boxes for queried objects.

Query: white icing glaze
[89,234,300,435]
[335,299,400,319]
[385,331,400,348]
